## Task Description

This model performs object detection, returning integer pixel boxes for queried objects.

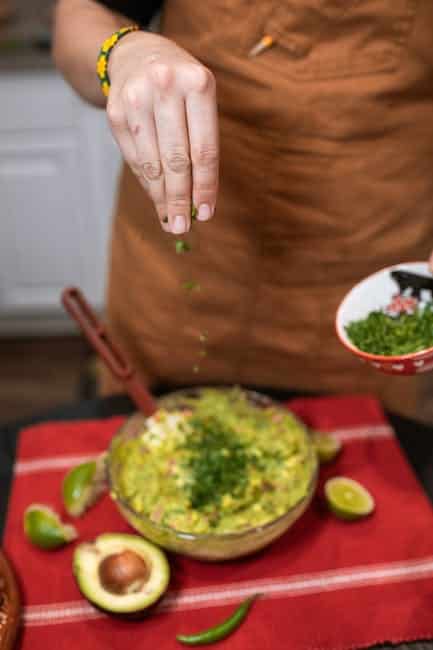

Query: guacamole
[110,389,317,535]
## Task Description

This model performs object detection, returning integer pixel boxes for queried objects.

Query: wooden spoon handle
[61,286,158,416]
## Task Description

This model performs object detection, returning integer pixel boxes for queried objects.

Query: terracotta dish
[0,549,20,650]
[0,1,14,22]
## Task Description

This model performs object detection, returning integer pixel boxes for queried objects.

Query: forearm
[53,0,129,107]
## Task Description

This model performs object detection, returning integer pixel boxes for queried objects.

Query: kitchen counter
[2,389,433,650]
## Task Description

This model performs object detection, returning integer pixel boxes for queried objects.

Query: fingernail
[197,204,212,221]
[172,215,186,234]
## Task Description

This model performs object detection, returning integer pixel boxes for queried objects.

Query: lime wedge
[24,504,78,550]
[62,454,107,517]
[324,477,375,520]
[312,432,342,464]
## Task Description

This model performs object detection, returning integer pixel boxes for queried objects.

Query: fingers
[107,56,218,235]
[106,91,137,171]
[184,65,219,222]
[153,64,192,235]
[122,83,168,230]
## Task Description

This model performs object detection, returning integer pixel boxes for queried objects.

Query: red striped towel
[5,395,433,650]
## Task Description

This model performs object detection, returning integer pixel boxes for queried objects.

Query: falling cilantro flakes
[172,206,208,374]
[175,240,191,254]
[182,280,201,292]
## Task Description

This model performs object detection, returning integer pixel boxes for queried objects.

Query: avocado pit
[99,549,150,595]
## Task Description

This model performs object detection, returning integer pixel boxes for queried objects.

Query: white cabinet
[0,68,121,334]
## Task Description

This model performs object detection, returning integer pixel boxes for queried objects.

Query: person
[53,0,433,419]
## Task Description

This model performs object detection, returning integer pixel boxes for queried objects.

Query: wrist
[107,31,163,80]
[96,25,139,97]
[107,30,142,78]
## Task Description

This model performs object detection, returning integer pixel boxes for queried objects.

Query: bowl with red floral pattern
[336,262,433,375]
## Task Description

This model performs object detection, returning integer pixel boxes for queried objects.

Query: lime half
[312,432,342,464]
[24,504,78,550]
[324,477,375,521]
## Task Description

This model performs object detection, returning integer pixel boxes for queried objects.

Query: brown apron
[102,0,433,419]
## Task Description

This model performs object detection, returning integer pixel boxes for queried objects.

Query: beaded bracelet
[96,25,139,97]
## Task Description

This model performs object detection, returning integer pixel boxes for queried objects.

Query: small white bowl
[336,262,433,376]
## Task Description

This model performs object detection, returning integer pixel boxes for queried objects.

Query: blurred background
[0,0,122,424]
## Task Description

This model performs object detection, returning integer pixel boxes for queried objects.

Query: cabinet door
[0,131,86,313]
[0,71,121,332]
[74,95,121,309]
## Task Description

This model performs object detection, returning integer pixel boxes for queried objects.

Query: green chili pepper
[176,240,191,254]
[176,594,260,646]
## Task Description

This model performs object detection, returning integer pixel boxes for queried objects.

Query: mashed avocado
[110,388,317,535]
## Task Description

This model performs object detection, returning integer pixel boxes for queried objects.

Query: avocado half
[73,533,170,614]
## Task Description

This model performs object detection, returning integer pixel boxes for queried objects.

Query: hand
[106,32,219,235]
[429,252,433,273]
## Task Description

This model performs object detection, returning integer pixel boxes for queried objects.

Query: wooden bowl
[0,550,20,650]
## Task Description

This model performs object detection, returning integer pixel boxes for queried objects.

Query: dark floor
[0,337,95,425]
[2,337,433,427]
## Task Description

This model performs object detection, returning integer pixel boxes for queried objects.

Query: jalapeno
[176,594,260,646]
